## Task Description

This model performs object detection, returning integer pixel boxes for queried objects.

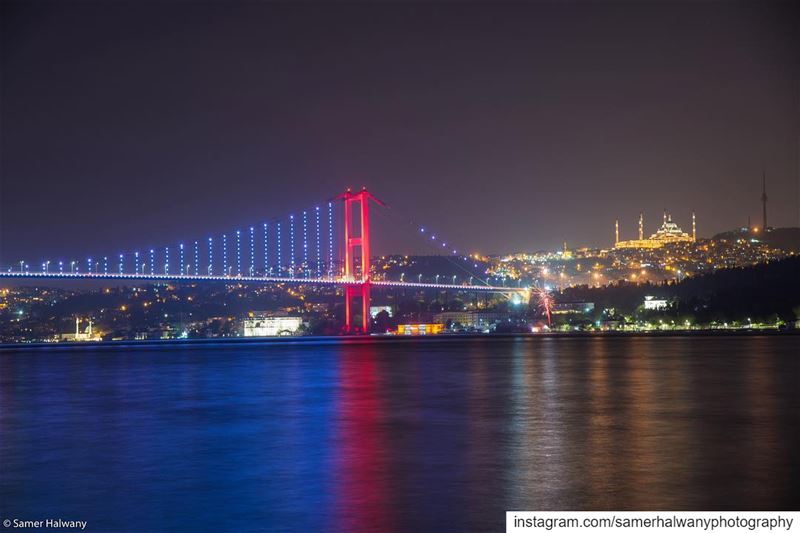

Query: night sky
[1,1,798,262]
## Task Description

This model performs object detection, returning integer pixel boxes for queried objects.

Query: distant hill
[712,227,800,252]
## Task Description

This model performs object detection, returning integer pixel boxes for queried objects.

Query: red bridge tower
[336,188,386,333]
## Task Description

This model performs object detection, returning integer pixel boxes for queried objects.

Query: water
[1,336,799,532]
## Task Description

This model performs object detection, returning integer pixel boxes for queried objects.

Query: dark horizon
[1,1,799,261]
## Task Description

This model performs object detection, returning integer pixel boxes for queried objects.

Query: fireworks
[533,286,553,327]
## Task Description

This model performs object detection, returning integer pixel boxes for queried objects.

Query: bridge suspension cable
[3,199,340,282]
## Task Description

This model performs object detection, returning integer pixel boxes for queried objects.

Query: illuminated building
[433,311,507,329]
[643,296,668,310]
[615,211,696,249]
[369,305,393,318]
[61,317,101,342]
[396,323,444,335]
[243,314,302,336]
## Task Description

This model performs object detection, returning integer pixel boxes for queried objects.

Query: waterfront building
[433,311,507,330]
[369,305,393,318]
[243,314,303,336]
[396,323,444,335]
[60,317,101,342]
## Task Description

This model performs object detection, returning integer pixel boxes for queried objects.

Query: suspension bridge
[1,188,529,333]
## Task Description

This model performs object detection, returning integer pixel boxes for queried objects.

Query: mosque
[614,211,696,249]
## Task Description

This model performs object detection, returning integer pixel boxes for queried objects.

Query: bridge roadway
[0,271,528,294]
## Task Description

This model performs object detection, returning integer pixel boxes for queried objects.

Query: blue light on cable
[289,215,295,278]
[277,222,282,275]
[222,234,228,276]
[263,223,268,275]
[207,238,213,275]
[302,210,308,278]
[315,206,321,277]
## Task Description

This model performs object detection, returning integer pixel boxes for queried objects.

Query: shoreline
[1,329,798,352]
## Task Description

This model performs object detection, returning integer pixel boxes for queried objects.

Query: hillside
[712,227,800,252]
[558,255,800,322]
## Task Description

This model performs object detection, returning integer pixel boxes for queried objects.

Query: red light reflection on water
[331,347,393,533]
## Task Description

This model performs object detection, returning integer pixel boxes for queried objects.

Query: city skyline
[1,1,799,260]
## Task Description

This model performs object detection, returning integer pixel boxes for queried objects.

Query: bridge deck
[0,272,527,293]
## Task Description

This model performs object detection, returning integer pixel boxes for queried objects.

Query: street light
[435,274,440,284]
[452,275,457,284]
[44,261,50,274]
[186,265,192,275]
[418,274,423,283]
[469,276,473,285]
[70,261,76,274]
[19,261,24,273]
[400,272,405,282]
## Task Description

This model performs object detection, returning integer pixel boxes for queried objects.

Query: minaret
[639,212,644,240]
[615,219,619,245]
[88,319,92,337]
[692,212,696,241]
[761,172,768,230]
[75,317,80,336]
[663,209,667,225]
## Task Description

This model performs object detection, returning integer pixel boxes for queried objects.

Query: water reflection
[1,337,799,533]
[333,346,390,533]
